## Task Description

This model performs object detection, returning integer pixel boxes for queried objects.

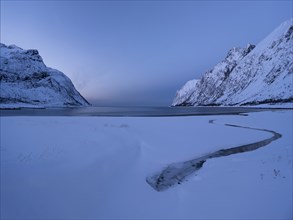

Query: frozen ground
[0,110,292,219]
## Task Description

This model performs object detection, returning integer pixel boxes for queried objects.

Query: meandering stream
[146,119,282,192]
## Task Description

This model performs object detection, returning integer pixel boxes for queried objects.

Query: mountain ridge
[172,19,293,107]
[0,43,90,108]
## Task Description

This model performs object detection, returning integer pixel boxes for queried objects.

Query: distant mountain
[172,19,293,107]
[0,43,90,108]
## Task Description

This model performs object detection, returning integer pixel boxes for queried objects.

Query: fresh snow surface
[244,102,293,109]
[1,111,292,219]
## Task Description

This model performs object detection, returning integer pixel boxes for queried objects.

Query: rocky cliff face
[172,19,293,106]
[0,43,90,108]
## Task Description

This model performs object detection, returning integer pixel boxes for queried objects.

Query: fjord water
[0,106,266,117]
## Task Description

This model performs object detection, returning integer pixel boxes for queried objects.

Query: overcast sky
[1,1,292,106]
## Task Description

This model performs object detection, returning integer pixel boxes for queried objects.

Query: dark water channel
[1,106,284,191]
[146,120,282,192]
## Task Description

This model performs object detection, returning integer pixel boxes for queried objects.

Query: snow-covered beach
[1,109,292,219]
[1,1,292,219]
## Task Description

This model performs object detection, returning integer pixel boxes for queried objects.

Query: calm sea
[0,106,270,117]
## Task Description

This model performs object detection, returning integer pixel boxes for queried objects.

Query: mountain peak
[172,19,293,107]
[224,44,255,63]
[0,43,90,108]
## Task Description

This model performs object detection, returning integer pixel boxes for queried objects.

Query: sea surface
[0,106,274,117]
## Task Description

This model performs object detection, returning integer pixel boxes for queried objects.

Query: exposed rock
[0,43,90,108]
[172,19,293,107]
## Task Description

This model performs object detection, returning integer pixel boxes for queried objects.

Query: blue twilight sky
[1,1,292,106]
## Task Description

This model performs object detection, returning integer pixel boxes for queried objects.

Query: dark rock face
[0,43,90,107]
[172,19,293,107]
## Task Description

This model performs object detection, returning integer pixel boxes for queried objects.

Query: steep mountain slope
[0,43,90,108]
[173,79,199,106]
[172,19,293,106]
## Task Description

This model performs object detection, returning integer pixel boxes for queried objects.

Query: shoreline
[1,106,292,117]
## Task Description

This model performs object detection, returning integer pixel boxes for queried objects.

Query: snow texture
[173,19,293,106]
[173,79,199,106]
[1,110,292,219]
[0,43,90,108]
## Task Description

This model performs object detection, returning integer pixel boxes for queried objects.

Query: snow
[1,110,292,219]
[0,43,90,107]
[217,19,293,105]
[172,79,199,106]
[173,18,293,107]
[251,18,293,56]
[246,102,293,108]
[172,44,256,106]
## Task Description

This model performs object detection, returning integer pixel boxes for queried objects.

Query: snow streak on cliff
[0,43,90,108]
[173,19,293,106]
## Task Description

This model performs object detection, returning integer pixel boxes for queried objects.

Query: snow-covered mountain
[0,43,90,108]
[172,19,293,107]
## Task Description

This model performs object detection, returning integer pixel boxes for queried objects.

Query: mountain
[172,19,293,107]
[0,43,90,108]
